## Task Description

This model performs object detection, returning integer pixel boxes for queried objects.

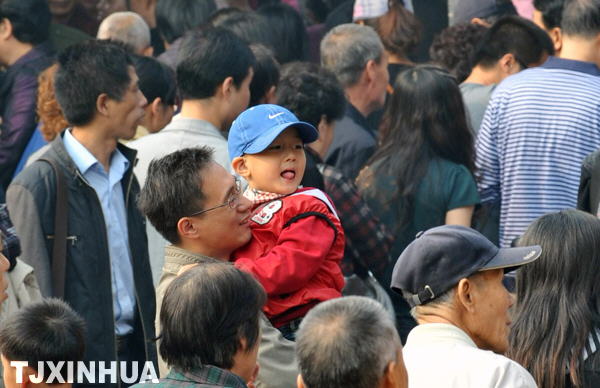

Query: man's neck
[176,241,229,262]
[463,66,501,86]
[560,36,600,67]
[180,99,227,132]
[2,41,34,67]
[70,126,117,172]
[345,87,373,118]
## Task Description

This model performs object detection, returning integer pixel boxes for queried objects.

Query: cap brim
[244,121,318,155]
[479,245,542,272]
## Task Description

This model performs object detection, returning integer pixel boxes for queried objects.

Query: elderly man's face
[468,269,513,354]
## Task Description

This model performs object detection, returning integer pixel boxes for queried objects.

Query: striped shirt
[476,57,600,247]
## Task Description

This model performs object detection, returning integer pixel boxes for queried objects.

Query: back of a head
[320,23,384,88]
[276,62,345,127]
[156,0,217,44]
[159,262,266,371]
[0,0,51,45]
[138,147,214,244]
[453,0,517,25]
[54,40,132,127]
[257,3,308,64]
[37,63,68,142]
[362,1,421,58]
[177,27,255,100]
[561,0,600,39]
[510,209,600,388]
[97,11,151,54]
[381,65,474,171]
[248,44,279,106]
[473,16,554,69]
[429,22,489,83]
[132,54,177,106]
[0,298,86,377]
[213,11,275,53]
[533,0,565,29]
[296,296,401,388]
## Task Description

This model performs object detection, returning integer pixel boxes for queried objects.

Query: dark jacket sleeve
[578,150,600,214]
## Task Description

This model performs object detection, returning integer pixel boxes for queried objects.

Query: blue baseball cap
[391,225,541,307]
[228,104,319,162]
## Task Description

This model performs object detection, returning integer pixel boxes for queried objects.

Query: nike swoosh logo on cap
[268,112,284,119]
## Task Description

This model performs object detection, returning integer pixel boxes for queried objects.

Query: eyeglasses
[187,177,242,217]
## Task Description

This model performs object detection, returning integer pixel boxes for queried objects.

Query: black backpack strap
[39,158,68,299]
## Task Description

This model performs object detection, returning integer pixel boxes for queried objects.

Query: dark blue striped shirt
[476,57,600,247]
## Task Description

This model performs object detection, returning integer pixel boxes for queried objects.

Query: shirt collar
[541,56,600,76]
[166,366,247,387]
[63,129,129,176]
[406,323,478,349]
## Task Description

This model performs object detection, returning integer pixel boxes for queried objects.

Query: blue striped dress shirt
[476,56,600,247]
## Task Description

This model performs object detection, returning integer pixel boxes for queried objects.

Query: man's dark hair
[429,22,488,83]
[177,27,255,100]
[0,298,86,378]
[159,263,266,371]
[249,44,279,107]
[211,10,275,51]
[533,0,565,29]
[472,16,554,69]
[156,0,217,44]
[0,0,50,44]
[138,147,214,244]
[132,54,177,106]
[54,40,133,126]
[561,0,600,38]
[277,62,345,127]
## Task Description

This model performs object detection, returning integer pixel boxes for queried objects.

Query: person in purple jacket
[0,0,53,191]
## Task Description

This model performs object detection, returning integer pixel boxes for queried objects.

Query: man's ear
[499,53,518,74]
[380,359,406,388]
[0,18,13,40]
[232,156,250,178]
[176,216,201,240]
[220,76,235,99]
[297,374,306,388]
[550,27,562,53]
[264,85,277,105]
[365,59,377,84]
[456,278,476,313]
[142,45,154,57]
[96,93,111,117]
[150,97,163,116]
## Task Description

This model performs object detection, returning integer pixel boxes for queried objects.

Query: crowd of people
[1,0,600,387]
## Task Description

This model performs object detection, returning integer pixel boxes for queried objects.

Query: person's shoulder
[282,188,337,217]
[476,350,537,387]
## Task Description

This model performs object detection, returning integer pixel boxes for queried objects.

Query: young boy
[0,298,86,388]
[229,104,345,340]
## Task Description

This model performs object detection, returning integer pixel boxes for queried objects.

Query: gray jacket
[6,134,157,376]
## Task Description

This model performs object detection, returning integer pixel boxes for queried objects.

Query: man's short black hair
[277,62,345,127]
[159,263,266,371]
[132,54,177,106]
[177,27,255,100]
[257,4,308,64]
[472,16,553,68]
[138,147,214,244]
[249,44,279,106]
[0,299,86,373]
[0,0,50,44]
[561,0,600,38]
[156,0,217,44]
[533,0,565,29]
[54,40,133,126]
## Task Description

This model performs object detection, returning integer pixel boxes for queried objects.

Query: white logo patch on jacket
[251,200,283,225]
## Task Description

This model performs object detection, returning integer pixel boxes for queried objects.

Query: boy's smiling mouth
[281,169,296,180]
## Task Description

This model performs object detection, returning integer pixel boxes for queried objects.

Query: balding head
[296,297,407,388]
[97,11,152,55]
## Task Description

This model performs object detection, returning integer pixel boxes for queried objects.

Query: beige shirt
[155,245,299,388]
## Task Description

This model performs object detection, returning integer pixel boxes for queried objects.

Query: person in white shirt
[390,225,541,388]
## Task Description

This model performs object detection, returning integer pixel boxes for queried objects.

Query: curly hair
[36,64,68,142]
[429,23,488,83]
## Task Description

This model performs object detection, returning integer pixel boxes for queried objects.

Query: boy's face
[241,127,306,195]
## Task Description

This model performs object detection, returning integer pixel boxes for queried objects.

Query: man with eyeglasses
[138,146,299,388]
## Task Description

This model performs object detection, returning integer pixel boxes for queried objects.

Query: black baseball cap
[452,0,517,25]
[391,225,541,307]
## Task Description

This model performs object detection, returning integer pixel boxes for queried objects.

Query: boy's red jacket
[232,187,345,327]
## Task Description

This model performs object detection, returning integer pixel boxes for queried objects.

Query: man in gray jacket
[6,40,156,386]
[138,147,298,388]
